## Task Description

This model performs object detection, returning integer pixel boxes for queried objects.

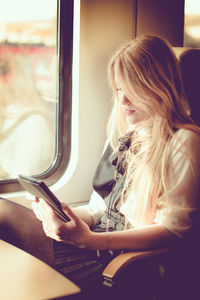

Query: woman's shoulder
[171,127,200,156]
[174,127,200,145]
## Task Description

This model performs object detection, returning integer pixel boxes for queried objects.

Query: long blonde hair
[107,35,200,227]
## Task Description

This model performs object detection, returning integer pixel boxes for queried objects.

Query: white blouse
[82,129,200,238]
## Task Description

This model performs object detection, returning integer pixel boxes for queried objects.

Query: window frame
[0,0,73,193]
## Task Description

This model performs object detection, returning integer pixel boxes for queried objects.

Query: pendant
[106,218,110,232]
[108,249,114,256]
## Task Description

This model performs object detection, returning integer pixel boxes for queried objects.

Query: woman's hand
[31,198,93,249]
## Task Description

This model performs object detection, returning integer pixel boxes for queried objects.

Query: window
[184,0,200,47]
[0,0,73,192]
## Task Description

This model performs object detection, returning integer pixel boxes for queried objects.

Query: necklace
[105,182,116,232]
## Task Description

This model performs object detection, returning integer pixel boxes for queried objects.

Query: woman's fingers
[40,199,64,228]
[32,198,59,224]
[32,199,88,247]
[61,203,80,225]
[31,198,72,242]
[42,221,62,241]
[31,201,42,221]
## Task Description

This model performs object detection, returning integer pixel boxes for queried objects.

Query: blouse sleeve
[80,190,106,226]
[154,129,200,238]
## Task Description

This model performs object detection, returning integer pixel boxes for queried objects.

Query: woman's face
[115,76,150,125]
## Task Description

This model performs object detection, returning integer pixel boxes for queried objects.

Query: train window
[0,0,73,192]
[184,0,200,47]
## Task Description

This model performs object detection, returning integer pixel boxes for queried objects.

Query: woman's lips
[124,109,135,115]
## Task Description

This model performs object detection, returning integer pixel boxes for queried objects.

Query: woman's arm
[88,224,176,250]
[63,204,177,250]
[33,199,176,251]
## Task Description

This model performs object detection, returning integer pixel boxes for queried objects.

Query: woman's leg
[0,197,54,266]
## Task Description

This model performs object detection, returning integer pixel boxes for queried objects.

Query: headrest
[174,47,200,126]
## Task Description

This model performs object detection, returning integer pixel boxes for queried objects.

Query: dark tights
[0,197,54,266]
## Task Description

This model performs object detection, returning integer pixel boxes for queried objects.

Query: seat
[102,248,170,286]
[101,47,200,300]
[178,48,200,127]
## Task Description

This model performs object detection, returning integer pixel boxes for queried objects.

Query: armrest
[103,248,171,281]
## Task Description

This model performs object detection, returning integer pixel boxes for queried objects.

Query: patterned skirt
[53,240,119,289]
[53,206,126,290]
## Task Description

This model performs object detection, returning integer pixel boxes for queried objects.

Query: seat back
[175,48,200,127]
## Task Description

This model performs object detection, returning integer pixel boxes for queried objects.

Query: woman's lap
[0,198,123,295]
[53,240,115,289]
[0,198,114,289]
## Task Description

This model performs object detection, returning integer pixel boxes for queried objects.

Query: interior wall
[55,0,134,204]
[136,0,185,46]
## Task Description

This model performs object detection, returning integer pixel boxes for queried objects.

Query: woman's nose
[119,94,131,105]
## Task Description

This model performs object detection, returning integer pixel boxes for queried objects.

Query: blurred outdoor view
[0,0,57,179]
[184,0,200,47]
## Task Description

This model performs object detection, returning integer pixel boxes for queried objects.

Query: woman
[1,35,200,296]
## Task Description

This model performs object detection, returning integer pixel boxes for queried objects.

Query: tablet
[18,174,70,222]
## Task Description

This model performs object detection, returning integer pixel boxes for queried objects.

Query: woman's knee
[0,198,31,241]
[0,198,14,223]
[0,198,14,241]
[0,198,54,266]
